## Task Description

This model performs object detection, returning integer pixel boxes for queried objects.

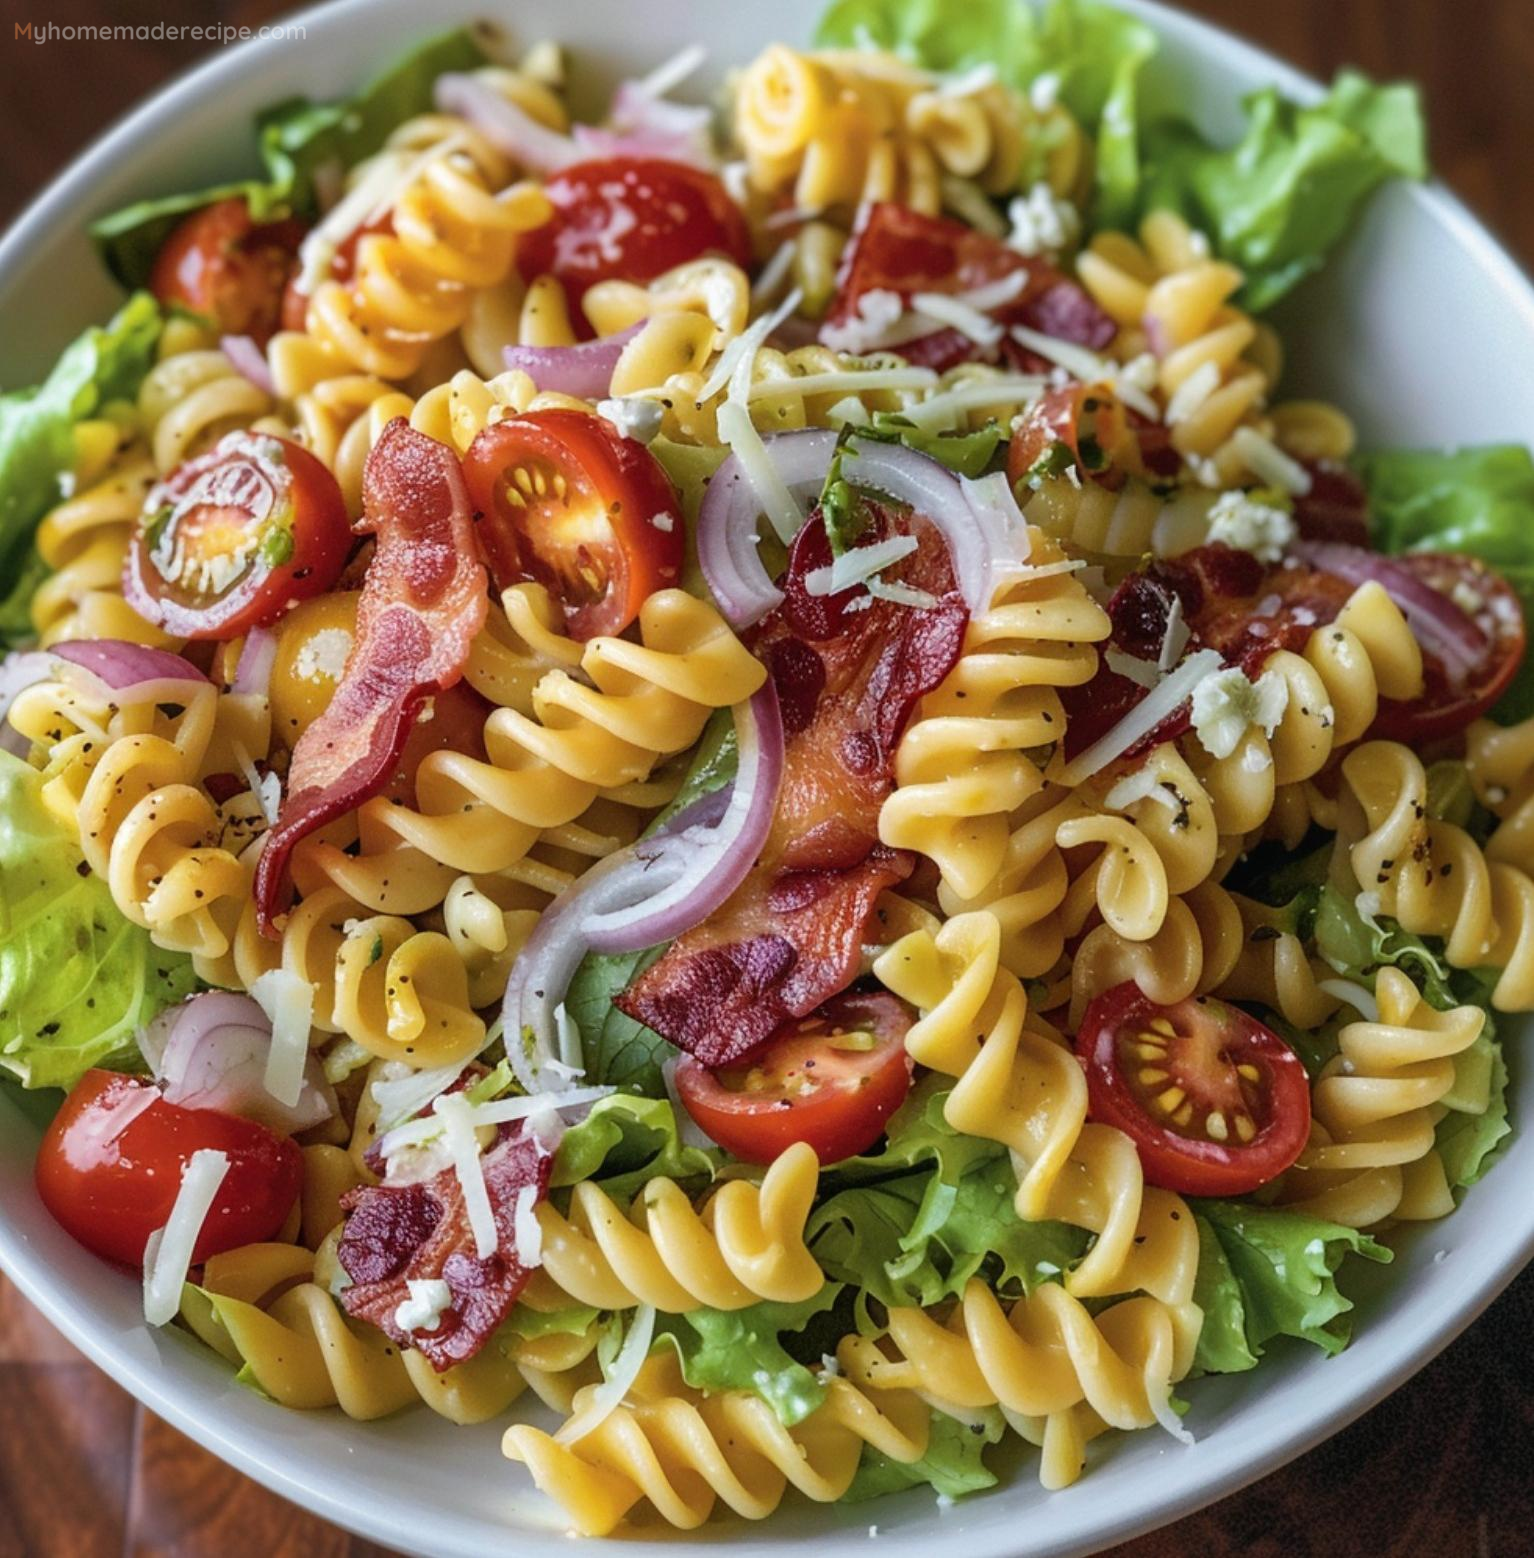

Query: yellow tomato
[269,591,361,745]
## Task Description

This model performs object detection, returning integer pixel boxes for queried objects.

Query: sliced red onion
[503,323,644,398]
[585,682,782,952]
[1291,540,1487,686]
[52,640,209,702]
[232,625,279,698]
[573,83,716,167]
[142,991,336,1135]
[501,688,783,1088]
[0,650,60,756]
[221,335,275,395]
[433,73,582,173]
[697,428,840,626]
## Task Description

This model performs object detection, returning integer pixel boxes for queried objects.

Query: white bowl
[1,2,1531,1554]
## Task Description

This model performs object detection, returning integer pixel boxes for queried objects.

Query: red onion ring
[140,991,336,1134]
[221,335,276,395]
[503,322,644,398]
[1291,540,1487,686]
[52,639,209,704]
[433,73,582,173]
[232,625,279,698]
[0,650,60,756]
[501,688,783,1089]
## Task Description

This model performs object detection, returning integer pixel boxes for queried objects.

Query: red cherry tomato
[462,409,683,639]
[673,991,914,1165]
[516,157,750,330]
[1370,554,1526,742]
[1075,985,1312,1197]
[150,198,306,345]
[36,1070,303,1270]
[125,431,352,641]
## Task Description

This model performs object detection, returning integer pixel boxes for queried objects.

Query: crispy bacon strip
[254,420,488,933]
[616,504,967,1067]
[337,1124,551,1371]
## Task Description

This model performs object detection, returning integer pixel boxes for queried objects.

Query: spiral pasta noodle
[504,1351,929,1535]
[1467,713,1534,874]
[1278,967,1486,1228]
[137,342,278,471]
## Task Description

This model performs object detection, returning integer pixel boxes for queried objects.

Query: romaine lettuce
[1357,444,1534,722]
[550,1093,717,1201]
[0,750,199,1090]
[1141,71,1426,310]
[843,1402,1006,1501]
[91,29,489,290]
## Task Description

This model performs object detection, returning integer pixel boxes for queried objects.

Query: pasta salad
[0,0,1528,1537]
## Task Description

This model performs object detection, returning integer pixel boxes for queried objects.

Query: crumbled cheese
[820,1352,842,1378]
[1006,181,1082,259]
[1451,579,1485,616]
[1157,594,1189,673]
[804,535,919,596]
[143,1149,230,1326]
[1240,740,1273,773]
[1190,666,1289,760]
[1029,72,1061,111]
[1104,648,1161,689]
[1231,426,1312,496]
[294,626,353,684]
[1165,360,1222,427]
[650,512,675,533]
[248,967,315,1111]
[596,396,664,445]
[820,288,905,355]
[1204,488,1296,563]
[393,1278,453,1335]
[513,1183,543,1267]
[1104,767,1180,813]
[1060,649,1224,785]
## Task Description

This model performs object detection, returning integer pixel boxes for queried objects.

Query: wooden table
[2,1,1531,1553]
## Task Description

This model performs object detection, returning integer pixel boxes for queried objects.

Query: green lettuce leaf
[1190,1213,1260,1374]
[562,711,738,1095]
[550,1093,716,1202]
[810,1079,1087,1307]
[863,416,1006,478]
[91,30,488,290]
[653,1284,843,1426]
[1141,71,1426,310]
[1435,1041,1510,1191]
[0,751,200,1089]
[814,0,1155,220]
[842,1404,1006,1502]
[499,1303,601,1341]
[1195,1200,1390,1358]
[1356,444,1534,722]
[0,293,163,641]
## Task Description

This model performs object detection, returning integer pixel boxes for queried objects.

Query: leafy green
[561,713,739,1095]
[0,752,200,1089]
[843,1404,1006,1502]
[1141,72,1426,310]
[0,293,163,641]
[499,1303,601,1341]
[1311,884,1459,1007]
[653,1285,843,1426]
[1190,1214,1260,1374]
[1435,1042,1510,1191]
[815,0,1156,221]
[1195,1200,1390,1358]
[863,415,1006,478]
[1357,444,1534,722]
[809,1080,1087,1307]
[550,1093,716,1202]
[91,30,488,290]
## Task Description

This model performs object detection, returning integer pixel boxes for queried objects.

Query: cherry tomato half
[517,157,751,330]
[36,1070,303,1270]
[150,197,306,345]
[125,431,352,641]
[462,409,683,639]
[674,991,914,1165]
[1370,554,1526,743]
[1076,984,1311,1197]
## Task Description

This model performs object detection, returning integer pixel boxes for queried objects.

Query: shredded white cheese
[804,535,919,597]
[908,291,1005,349]
[393,1277,453,1335]
[513,1183,544,1267]
[249,967,315,1111]
[370,1060,466,1132]
[1165,360,1222,427]
[633,42,706,99]
[556,1303,657,1444]
[142,1149,230,1327]
[435,1092,498,1260]
[748,365,938,403]
[696,285,804,407]
[1318,978,1380,1022]
[1190,666,1289,760]
[1104,767,1179,813]
[1104,648,1162,689]
[899,374,1048,431]
[866,578,939,609]
[716,400,802,544]
[749,237,798,305]
[1007,324,1160,420]
[1059,649,1223,785]
[1146,1374,1196,1448]
[1204,488,1296,562]
[1231,426,1312,496]
[1157,594,1190,673]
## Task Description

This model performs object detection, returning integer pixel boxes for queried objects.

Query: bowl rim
[2,1,1533,1554]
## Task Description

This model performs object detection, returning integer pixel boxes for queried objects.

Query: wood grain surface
[1,1,1530,1554]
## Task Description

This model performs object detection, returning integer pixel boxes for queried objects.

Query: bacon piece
[337,1123,551,1371]
[1006,383,1146,494]
[827,203,1114,375]
[616,504,966,1067]
[253,420,488,933]
[1292,460,1371,547]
